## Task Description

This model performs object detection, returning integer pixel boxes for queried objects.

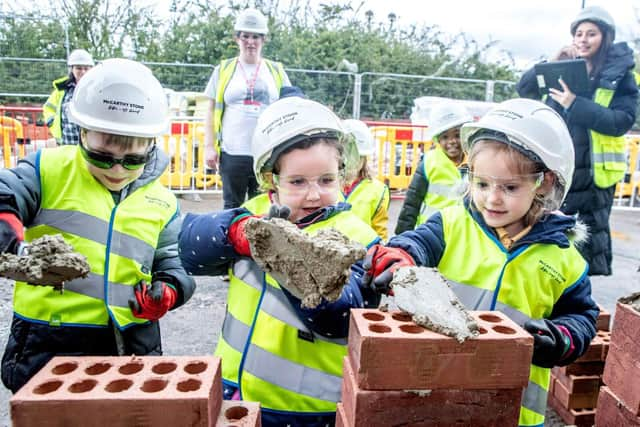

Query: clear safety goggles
[272,172,341,195]
[469,171,544,198]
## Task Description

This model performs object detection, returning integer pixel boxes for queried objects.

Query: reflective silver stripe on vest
[232,259,347,345]
[243,343,342,402]
[521,380,548,416]
[428,182,453,197]
[221,312,251,352]
[64,272,134,308]
[449,281,532,326]
[593,151,626,164]
[215,102,224,110]
[32,209,154,267]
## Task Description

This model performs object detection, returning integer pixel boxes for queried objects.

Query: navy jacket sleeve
[395,157,428,235]
[516,66,543,100]
[178,208,248,276]
[0,152,41,221]
[388,212,446,267]
[549,270,599,366]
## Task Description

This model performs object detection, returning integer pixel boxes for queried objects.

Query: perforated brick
[11,355,222,427]
[335,403,348,427]
[340,357,521,427]
[602,302,640,415]
[576,330,610,363]
[553,361,604,377]
[547,392,595,427]
[552,373,599,410]
[348,309,533,390]
[596,304,611,332]
[216,400,261,427]
[595,386,640,427]
[552,371,601,395]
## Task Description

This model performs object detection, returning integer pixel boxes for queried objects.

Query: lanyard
[237,59,262,105]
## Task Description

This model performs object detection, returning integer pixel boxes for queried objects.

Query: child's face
[438,127,463,162]
[272,142,341,222]
[470,147,543,236]
[81,130,153,192]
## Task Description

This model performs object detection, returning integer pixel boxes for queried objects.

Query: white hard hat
[252,97,350,186]
[234,8,269,35]
[571,6,615,38]
[426,102,474,141]
[461,98,574,203]
[68,58,169,137]
[67,49,94,67]
[342,119,374,156]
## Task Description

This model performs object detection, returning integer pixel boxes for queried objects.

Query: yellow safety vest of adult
[344,179,389,240]
[416,145,463,226]
[14,146,178,328]
[214,210,378,415]
[591,88,628,188]
[42,76,69,140]
[212,58,287,153]
[436,205,587,427]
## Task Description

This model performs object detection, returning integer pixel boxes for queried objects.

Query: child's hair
[262,137,344,191]
[81,128,155,150]
[354,156,372,181]
[467,139,563,226]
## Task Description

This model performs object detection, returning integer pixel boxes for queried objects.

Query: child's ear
[539,171,556,195]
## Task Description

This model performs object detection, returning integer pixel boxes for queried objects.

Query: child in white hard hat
[395,101,473,234]
[0,58,195,393]
[342,119,390,240]
[361,98,598,427]
[179,96,381,427]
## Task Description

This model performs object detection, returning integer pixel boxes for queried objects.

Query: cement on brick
[619,291,640,312]
[244,217,366,309]
[390,266,479,343]
[0,234,90,290]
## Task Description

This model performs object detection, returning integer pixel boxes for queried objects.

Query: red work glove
[0,212,24,254]
[228,213,257,257]
[129,280,177,321]
[362,245,415,294]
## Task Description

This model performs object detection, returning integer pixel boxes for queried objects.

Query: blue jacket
[386,201,598,364]
[179,203,382,339]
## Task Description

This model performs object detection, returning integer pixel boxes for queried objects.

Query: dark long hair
[588,21,614,79]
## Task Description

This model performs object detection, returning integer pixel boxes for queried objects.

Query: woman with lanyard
[203,8,290,209]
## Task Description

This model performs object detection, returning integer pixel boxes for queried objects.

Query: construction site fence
[1,111,640,210]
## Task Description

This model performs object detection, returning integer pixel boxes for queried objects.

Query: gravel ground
[1,192,638,426]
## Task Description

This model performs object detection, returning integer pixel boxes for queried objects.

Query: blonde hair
[467,140,561,227]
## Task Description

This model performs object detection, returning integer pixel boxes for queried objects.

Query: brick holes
[391,312,413,322]
[478,314,502,323]
[184,361,207,374]
[177,378,201,392]
[368,323,392,333]
[398,324,425,334]
[492,325,516,335]
[118,362,144,375]
[152,362,177,374]
[141,378,168,393]
[33,380,63,394]
[85,362,111,375]
[225,405,249,421]
[104,378,134,393]
[478,327,488,334]
[51,362,77,375]
[68,379,97,393]
[362,312,385,322]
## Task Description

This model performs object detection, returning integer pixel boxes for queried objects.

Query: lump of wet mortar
[391,266,479,343]
[619,291,640,312]
[244,217,366,309]
[0,234,90,290]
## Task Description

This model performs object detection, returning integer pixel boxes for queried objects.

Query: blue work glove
[523,319,573,368]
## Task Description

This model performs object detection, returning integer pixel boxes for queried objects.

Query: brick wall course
[547,392,595,427]
[552,373,600,410]
[348,309,533,390]
[595,386,640,427]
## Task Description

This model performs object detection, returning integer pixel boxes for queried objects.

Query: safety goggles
[79,142,155,170]
[469,171,544,198]
[272,172,341,195]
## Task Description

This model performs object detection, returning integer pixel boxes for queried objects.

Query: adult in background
[43,48,94,145]
[203,7,290,208]
[516,6,638,275]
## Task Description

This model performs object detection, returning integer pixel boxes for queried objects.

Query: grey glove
[266,204,291,220]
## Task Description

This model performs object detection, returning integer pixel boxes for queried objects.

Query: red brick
[602,302,640,415]
[595,386,640,427]
[596,304,611,332]
[553,361,604,377]
[216,401,261,427]
[348,309,533,390]
[552,374,599,410]
[547,392,595,427]
[552,370,601,394]
[335,403,349,427]
[11,356,222,427]
[576,330,610,362]
[341,357,521,427]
